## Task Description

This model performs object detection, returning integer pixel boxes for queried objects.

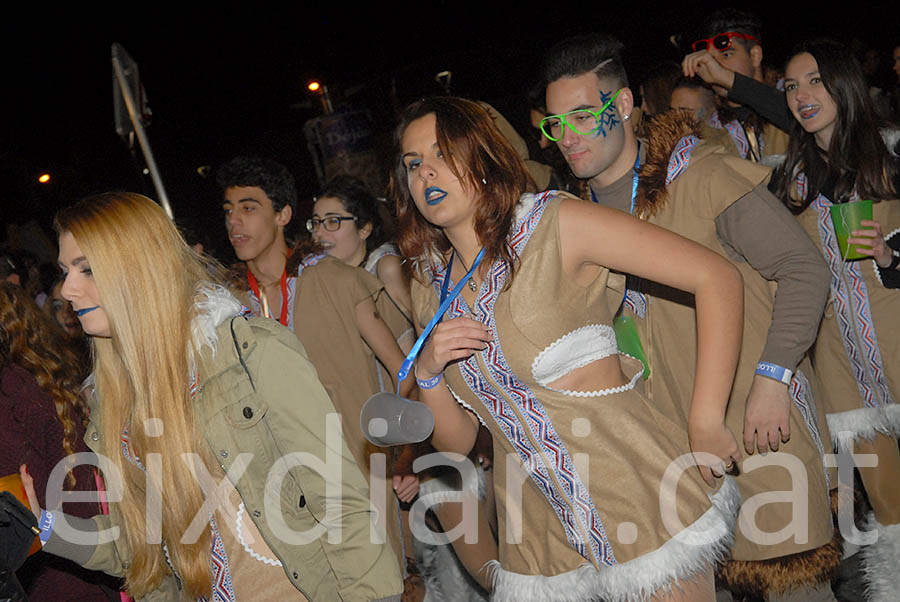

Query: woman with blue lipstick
[391,97,745,602]
[20,192,404,602]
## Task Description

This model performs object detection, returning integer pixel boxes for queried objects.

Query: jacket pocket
[222,391,269,429]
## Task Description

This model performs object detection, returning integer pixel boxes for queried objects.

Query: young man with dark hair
[681,9,789,162]
[544,33,839,601]
[216,156,421,599]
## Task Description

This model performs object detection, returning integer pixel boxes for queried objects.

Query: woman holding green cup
[764,40,900,600]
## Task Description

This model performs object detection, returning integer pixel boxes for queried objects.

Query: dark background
[3,4,897,264]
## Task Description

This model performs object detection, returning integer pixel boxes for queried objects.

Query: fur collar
[83,284,242,395]
[188,284,243,374]
[633,110,704,219]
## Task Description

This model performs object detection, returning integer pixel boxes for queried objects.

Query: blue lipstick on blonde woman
[425,186,447,205]
[76,306,99,316]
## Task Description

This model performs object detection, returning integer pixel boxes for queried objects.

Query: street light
[38,173,51,184]
[307,80,333,115]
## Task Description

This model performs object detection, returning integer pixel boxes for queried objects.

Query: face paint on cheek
[591,89,621,139]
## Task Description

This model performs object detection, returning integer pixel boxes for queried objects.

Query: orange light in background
[38,173,50,184]
[308,81,321,92]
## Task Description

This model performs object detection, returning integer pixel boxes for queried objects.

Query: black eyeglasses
[691,32,759,53]
[306,216,357,233]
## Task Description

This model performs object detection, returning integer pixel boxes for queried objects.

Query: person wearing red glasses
[682,9,790,164]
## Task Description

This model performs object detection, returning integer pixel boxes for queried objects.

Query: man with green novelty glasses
[543,33,841,602]
[539,88,621,142]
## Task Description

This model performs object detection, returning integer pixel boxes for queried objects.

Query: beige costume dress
[792,176,900,525]
[411,193,740,602]
[788,154,900,602]
[237,254,406,569]
[596,112,837,596]
[791,186,900,442]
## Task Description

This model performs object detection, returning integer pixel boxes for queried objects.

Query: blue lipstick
[76,306,99,317]
[425,186,447,206]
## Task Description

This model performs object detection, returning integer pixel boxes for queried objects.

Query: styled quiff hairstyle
[543,33,629,89]
[54,192,220,599]
[388,97,535,281]
[216,156,298,214]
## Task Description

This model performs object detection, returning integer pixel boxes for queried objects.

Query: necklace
[456,253,479,292]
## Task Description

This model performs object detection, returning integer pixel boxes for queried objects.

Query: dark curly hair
[215,156,297,213]
[0,282,89,486]
[317,174,384,257]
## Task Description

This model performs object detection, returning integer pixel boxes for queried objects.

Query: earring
[482,177,487,185]
[623,114,630,121]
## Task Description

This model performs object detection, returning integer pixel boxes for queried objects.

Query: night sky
[3,4,896,264]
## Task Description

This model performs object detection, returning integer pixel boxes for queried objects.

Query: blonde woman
[19,192,401,602]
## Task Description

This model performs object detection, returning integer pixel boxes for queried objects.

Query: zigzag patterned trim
[202,516,236,602]
[666,135,700,186]
[811,191,895,409]
[723,120,750,160]
[426,192,616,566]
[790,371,831,494]
[623,289,647,318]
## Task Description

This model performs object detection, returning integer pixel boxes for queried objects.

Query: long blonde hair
[55,192,219,599]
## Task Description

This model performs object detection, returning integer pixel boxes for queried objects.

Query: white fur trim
[760,153,785,169]
[415,532,489,602]
[882,128,900,157]
[187,285,243,377]
[418,465,487,504]
[486,477,741,602]
[531,325,618,387]
[447,385,487,427]
[236,502,282,566]
[861,513,900,602]
[826,404,900,452]
[513,192,538,225]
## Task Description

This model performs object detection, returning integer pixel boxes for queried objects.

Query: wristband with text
[415,370,443,390]
[38,509,56,546]
[755,361,792,385]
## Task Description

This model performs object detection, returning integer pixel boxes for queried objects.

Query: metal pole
[111,49,173,219]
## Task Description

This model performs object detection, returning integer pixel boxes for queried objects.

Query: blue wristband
[38,509,56,546]
[755,361,793,385]
[415,366,443,390]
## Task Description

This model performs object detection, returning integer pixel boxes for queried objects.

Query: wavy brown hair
[0,282,88,486]
[387,97,535,282]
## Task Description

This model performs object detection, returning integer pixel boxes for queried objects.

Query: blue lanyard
[589,146,641,312]
[396,247,486,392]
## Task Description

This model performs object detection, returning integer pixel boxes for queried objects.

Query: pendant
[467,278,477,292]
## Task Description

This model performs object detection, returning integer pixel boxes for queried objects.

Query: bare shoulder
[375,254,404,284]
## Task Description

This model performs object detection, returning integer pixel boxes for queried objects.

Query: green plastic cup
[830,200,873,261]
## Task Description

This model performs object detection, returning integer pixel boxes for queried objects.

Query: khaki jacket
[79,316,402,602]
